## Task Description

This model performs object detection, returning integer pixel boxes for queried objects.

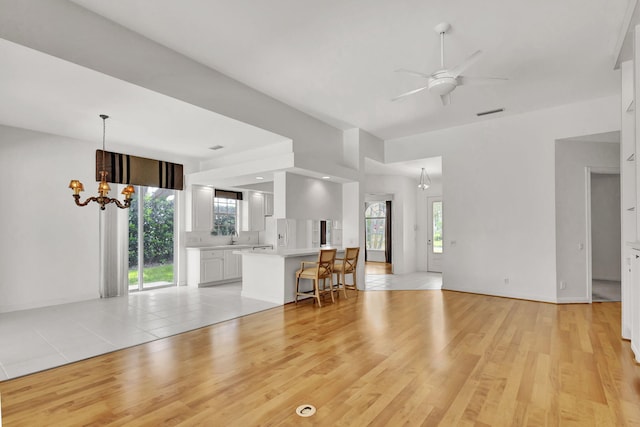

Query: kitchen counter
[234,246,343,257]
[239,247,344,304]
[185,244,273,287]
[186,244,273,250]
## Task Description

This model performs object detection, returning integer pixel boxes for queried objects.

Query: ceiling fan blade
[440,93,451,106]
[458,76,508,86]
[449,50,483,78]
[395,68,432,79]
[392,86,429,101]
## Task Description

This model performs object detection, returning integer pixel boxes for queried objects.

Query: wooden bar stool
[295,249,337,307]
[334,247,360,298]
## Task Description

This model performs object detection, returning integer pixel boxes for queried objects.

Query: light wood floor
[365,261,393,274]
[1,291,640,426]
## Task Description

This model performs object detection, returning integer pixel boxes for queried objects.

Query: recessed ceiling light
[209,145,224,150]
[255,176,264,180]
[322,176,331,180]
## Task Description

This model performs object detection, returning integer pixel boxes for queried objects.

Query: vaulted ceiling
[69,0,628,139]
[0,0,631,179]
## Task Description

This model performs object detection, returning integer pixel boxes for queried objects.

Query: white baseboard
[556,296,591,304]
[441,285,558,304]
[0,292,98,314]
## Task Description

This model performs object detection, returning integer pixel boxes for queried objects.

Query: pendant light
[68,114,135,210]
[418,168,431,190]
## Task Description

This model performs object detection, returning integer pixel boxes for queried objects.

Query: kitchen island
[237,247,344,304]
[186,244,272,287]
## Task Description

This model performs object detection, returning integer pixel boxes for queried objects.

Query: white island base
[239,248,344,305]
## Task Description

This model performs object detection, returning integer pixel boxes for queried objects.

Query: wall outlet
[504,277,509,285]
[560,280,567,290]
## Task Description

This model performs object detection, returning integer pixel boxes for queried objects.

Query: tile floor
[592,279,621,302]
[0,283,277,381]
[364,271,443,291]
[0,272,442,381]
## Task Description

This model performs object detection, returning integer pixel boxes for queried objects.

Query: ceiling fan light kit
[428,72,457,96]
[393,22,507,106]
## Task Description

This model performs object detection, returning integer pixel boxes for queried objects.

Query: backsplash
[184,230,259,247]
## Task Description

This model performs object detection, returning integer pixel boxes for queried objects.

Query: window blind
[214,189,243,200]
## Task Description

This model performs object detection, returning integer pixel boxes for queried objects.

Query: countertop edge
[237,247,345,258]
[186,245,273,250]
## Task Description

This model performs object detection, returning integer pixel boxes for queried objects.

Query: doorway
[427,197,443,272]
[128,186,176,291]
[364,200,392,273]
[588,171,621,302]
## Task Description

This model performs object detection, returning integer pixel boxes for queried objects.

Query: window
[128,186,175,291]
[213,197,238,236]
[432,201,443,254]
[365,202,386,250]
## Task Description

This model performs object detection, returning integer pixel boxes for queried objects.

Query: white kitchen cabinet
[264,193,274,216]
[187,248,225,286]
[242,191,265,232]
[250,192,265,231]
[191,185,213,232]
[632,247,640,362]
[202,250,224,283]
[223,250,242,279]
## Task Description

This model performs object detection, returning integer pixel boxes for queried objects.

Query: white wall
[364,175,417,274]
[591,173,622,281]
[0,123,196,312]
[284,172,342,220]
[387,96,620,302]
[0,125,100,312]
[555,139,620,301]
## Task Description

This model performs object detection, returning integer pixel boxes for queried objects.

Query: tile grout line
[33,329,70,363]
[79,324,119,348]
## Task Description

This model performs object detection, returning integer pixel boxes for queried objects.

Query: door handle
[427,240,432,245]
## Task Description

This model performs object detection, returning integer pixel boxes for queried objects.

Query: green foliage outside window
[365,202,386,250]
[212,198,237,236]
[432,201,443,254]
[128,189,175,267]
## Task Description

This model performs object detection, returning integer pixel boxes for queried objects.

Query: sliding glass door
[128,186,176,291]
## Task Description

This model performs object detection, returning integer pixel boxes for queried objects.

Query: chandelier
[418,168,431,190]
[68,114,135,210]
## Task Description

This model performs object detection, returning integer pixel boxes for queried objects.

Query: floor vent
[296,404,316,417]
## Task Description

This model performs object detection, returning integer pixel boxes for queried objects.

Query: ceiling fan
[393,22,507,106]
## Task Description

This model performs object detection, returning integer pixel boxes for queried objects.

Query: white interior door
[427,197,443,272]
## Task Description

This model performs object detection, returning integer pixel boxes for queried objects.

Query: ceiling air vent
[209,145,224,151]
[476,108,504,117]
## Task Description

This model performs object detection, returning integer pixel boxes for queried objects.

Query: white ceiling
[365,157,442,181]
[0,0,630,181]
[69,0,629,141]
[0,38,288,163]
